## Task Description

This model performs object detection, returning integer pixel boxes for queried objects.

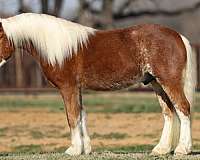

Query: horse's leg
[60,86,83,155]
[81,108,92,154]
[155,81,192,155]
[79,89,92,154]
[151,80,180,155]
[171,90,192,154]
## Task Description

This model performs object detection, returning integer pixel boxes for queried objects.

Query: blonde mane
[1,13,95,66]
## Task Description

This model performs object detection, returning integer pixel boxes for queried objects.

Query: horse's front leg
[60,86,91,155]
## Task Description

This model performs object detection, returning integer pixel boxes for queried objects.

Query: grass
[12,144,43,153]
[0,128,7,137]
[140,133,157,139]
[91,132,129,139]
[0,92,200,159]
[1,145,200,160]
[0,92,160,113]
[0,92,200,113]
[30,130,45,139]
[95,145,154,153]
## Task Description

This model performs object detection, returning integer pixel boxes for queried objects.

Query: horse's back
[41,24,187,90]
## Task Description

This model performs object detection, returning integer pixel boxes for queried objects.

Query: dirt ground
[0,109,200,153]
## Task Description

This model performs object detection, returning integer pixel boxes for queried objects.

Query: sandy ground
[0,109,200,153]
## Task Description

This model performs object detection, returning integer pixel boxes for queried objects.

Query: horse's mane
[1,13,95,66]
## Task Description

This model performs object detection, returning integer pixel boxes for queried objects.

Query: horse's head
[0,22,14,67]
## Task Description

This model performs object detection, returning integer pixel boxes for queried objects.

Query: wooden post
[35,66,43,88]
[15,50,23,88]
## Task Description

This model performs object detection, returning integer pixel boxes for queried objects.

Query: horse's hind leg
[167,86,192,155]
[153,80,192,155]
[151,80,180,155]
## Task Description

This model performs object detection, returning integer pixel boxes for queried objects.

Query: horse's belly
[83,70,141,91]
[85,81,136,91]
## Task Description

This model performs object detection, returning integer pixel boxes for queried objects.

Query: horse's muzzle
[0,59,6,67]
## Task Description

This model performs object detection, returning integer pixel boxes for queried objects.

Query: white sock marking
[175,107,192,154]
[81,110,91,154]
[65,118,83,155]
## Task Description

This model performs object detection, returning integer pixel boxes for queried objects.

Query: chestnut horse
[0,13,196,155]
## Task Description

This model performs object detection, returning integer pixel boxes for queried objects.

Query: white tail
[181,35,197,107]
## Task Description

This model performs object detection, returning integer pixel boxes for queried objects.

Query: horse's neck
[16,41,39,60]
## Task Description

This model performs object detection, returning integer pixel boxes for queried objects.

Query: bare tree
[77,0,94,26]
[41,0,63,16]
[41,0,49,14]
[101,0,114,29]
[53,0,63,16]
[15,0,25,88]
[18,0,31,13]
[113,0,200,19]
[18,0,25,13]
[15,50,24,88]
[77,0,114,28]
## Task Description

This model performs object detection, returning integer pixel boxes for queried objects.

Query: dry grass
[0,92,200,159]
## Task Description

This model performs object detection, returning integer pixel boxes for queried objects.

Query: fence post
[15,50,24,88]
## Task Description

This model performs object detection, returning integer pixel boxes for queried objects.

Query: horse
[0,13,196,156]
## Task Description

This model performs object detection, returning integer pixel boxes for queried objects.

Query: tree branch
[114,1,200,19]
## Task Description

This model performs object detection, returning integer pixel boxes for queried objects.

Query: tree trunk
[53,0,63,16]
[14,0,25,88]
[35,66,43,88]
[102,0,114,29]
[15,50,23,88]
[78,0,94,26]
[41,0,49,14]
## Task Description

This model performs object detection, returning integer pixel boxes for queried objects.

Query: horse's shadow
[191,151,200,155]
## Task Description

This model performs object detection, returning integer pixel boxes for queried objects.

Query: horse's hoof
[65,146,82,156]
[151,145,171,155]
[83,138,92,154]
[84,144,92,154]
[174,144,191,155]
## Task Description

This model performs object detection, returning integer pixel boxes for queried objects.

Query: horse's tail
[181,35,197,107]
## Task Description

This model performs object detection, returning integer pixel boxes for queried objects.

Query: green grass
[1,92,200,114]
[95,145,154,153]
[0,128,7,137]
[30,130,45,139]
[91,132,129,139]
[0,92,200,159]
[1,145,200,160]
[29,130,70,139]
[0,145,154,155]
[0,98,64,112]
[12,144,43,153]
[0,92,161,113]
[0,92,200,113]
[140,133,157,139]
